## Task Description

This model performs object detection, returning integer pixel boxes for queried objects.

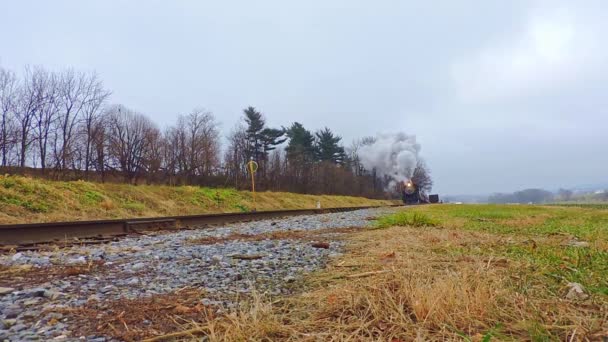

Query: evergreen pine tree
[242,106,285,161]
[285,122,315,162]
[315,127,346,164]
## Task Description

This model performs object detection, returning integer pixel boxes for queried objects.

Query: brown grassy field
[171,204,608,341]
[0,175,393,224]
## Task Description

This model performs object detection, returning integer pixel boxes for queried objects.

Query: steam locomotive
[401,180,439,205]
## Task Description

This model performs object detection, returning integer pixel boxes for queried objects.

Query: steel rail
[0,205,396,245]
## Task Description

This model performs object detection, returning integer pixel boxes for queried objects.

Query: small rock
[131,262,146,271]
[283,275,296,283]
[3,305,22,319]
[126,277,140,285]
[311,242,330,249]
[24,298,42,306]
[24,288,46,298]
[87,295,101,302]
[566,282,589,300]
[565,240,590,248]
[43,290,65,300]
[10,323,26,332]
[21,310,39,319]
[2,319,16,329]
[211,255,223,265]
[0,287,15,296]
[99,285,115,294]
[47,312,64,320]
[43,304,67,311]
[67,256,86,264]
[11,252,23,262]
[85,337,106,342]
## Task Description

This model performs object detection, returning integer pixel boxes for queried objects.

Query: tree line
[487,188,554,204]
[0,65,430,198]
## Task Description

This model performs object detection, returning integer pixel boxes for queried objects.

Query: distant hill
[569,183,608,193]
[442,194,489,203]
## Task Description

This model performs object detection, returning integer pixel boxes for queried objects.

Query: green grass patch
[82,190,104,204]
[445,241,608,296]
[375,211,440,228]
[233,203,249,212]
[191,187,241,207]
[409,204,608,297]
[409,204,608,241]
[549,203,608,210]
[121,201,146,212]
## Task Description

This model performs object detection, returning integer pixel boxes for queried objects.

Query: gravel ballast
[0,207,392,341]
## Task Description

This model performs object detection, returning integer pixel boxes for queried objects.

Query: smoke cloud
[357,132,421,188]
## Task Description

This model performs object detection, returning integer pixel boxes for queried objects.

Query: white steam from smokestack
[357,132,421,188]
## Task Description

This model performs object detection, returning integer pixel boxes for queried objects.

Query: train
[401,180,439,205]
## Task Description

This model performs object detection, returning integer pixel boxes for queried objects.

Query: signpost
[246,159,258,212]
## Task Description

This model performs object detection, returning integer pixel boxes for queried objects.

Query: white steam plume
[357,132,421,188]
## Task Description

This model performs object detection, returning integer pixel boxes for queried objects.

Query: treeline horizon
[483,188,608,204]
[0,64,432,198]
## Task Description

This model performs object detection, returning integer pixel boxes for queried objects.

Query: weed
[21,200,49,213]
[375,211,439,228]
[0,176,16,189]
[122,201,145,212]
[234,203,249,212]
[83,191,104,204]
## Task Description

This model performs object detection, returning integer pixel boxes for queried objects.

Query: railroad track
[0,205,399,247]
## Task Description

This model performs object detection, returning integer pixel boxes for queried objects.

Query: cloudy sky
[1,0,606,195]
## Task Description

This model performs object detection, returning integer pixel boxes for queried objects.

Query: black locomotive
[400,181,439,205]
[401,180,422,205]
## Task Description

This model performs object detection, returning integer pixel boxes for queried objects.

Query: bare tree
[188,109,220,177]
[224,125,249,189]
[0,67,18,166]
[90,115,108,180]
[15,66,47,168]
[142,126,163,182]
[32,70,60,170]
[53,69,91,169]
[79,73,110,176]
[411,159,433,194]
[105,105,159,183]
[162,125,181,183]
[167,108,221,182]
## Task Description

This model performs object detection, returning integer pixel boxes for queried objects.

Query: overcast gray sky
[1,0,606,195]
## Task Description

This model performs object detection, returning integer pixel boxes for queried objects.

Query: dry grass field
[175,204,608,341]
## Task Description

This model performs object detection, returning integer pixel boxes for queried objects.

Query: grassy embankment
[0,175,393,224]
[182,204,608,341]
